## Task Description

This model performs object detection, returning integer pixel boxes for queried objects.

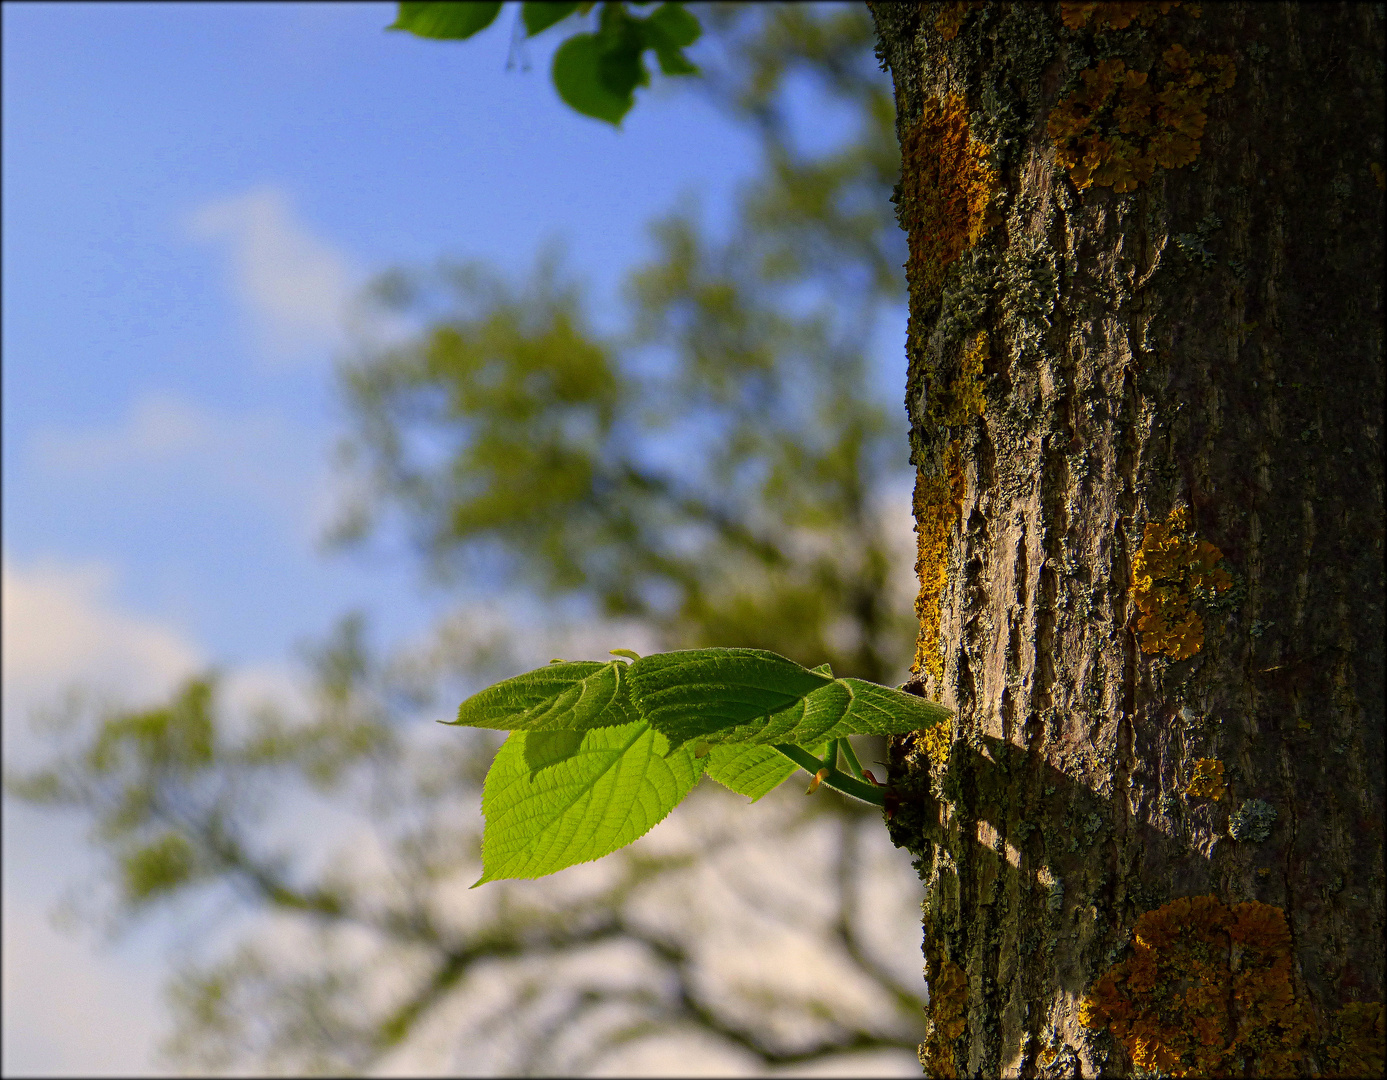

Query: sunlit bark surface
[871,3,1384,1075]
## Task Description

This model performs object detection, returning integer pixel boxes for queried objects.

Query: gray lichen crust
[1229,798,1277,844]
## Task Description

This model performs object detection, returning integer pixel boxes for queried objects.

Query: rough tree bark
[869,3,1384,1076]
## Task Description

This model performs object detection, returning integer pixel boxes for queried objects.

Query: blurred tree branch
[7,5,927,1074]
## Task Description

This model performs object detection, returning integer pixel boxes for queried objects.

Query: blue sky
[3,1,769,667]
[3,4,917,1075]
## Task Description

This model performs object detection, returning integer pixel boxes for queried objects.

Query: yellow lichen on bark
[898,89,994,709]
[1185,756,1225,800]
[918,707,954,772]
[910,328,986,715]
[934,0,983,41]
[918,956,968,1078]
[1081,896,1327,1077]
[1131,506,1232,660]
[912,441,965,692]
[898,94,998,304]
[929,331,988,429]
[1047,38,1235,193]
[1060,1,1187,31]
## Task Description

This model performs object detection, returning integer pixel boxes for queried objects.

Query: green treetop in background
[343,0,910,684]
[8,5,932,1073]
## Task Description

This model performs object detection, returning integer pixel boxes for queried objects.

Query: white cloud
[1,556,320,752]
[2,558,203,741]
[186,186,358,363]
[1,887,172,1077]
[28,390,325,541]
[1,558,205,1075]
[0,557,322,1077]
[30,391,212,471]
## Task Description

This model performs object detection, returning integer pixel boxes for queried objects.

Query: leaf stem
[837,738,865,780]
[772,744,886,807]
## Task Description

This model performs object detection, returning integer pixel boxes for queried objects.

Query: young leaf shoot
[448,647,950,882]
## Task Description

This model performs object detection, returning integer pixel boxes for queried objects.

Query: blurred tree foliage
[8,4,926,1074]
[339,0,908,683]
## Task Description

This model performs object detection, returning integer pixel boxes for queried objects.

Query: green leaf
[522,728,585,773]
[714,678,953,747]
[642,3,699,75]
[521,1,580,36]
[706,742,825,801]
[625,648,833,748]
[450,660,638,732]
[389,2,503,39]
[552,33,635,124]
[592,10,649,101]
[476,720,704,883]
[650,47,696,77]
[646,2,699,47]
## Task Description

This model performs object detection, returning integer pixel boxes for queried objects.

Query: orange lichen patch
[1185,757,1225,801]
[1323,1001,1386,1078]
[899,95,999,303]
[929,331,988,429]
[1227,901,1319,1075]
[911,441,965,691]
[1047,46,1235,193]
[1081,896,1319,1076]
[1139,893,1231,948]
[919,957,968,1078]
[1130,506,1233,660]
[1060,1,1185,30]
[934,0,984,41]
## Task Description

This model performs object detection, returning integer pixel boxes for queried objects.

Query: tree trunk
[869,3,1384,1076]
